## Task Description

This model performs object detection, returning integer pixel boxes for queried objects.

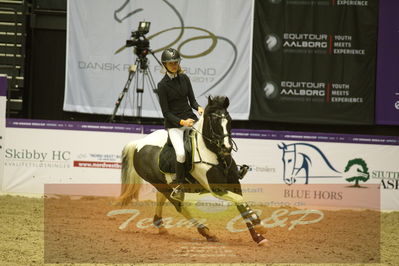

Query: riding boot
[170,162,185,202]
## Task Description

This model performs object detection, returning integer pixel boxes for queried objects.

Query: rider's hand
[180,119,195,127]
[197,106,204,115]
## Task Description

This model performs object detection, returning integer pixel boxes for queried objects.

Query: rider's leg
[168,127,186,201]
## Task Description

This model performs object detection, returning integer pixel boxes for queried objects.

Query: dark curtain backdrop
[22,0,399,135]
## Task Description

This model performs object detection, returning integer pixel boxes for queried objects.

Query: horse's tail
[115,141,143,206]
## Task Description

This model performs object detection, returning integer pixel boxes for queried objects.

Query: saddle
[159,128,194,176]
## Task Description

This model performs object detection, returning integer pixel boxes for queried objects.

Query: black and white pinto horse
[117,96,269,246]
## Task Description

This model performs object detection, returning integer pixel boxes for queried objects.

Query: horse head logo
[278,142,341,185]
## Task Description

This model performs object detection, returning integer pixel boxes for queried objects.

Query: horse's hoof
[158,227,168,235]
[206,235,219,242]
[197,226,218,242]
[257,238,270,247]
[254,224,267,234]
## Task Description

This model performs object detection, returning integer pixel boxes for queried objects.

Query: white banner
[3,120,399,210]
[0,76,7,192]
[3,126,142,195]
[64,0,253,119]
[233,137,399,210]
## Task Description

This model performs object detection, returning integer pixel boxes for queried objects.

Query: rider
[157,48,204,202]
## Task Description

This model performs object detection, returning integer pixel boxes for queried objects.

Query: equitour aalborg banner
[250,0,378,124]
[64,0,253,119]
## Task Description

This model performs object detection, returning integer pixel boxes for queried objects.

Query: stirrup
[239,164,249,179]
[170,185,185,202]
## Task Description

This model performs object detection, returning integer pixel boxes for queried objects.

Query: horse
[278,142,341,185]
[116,96,269,246]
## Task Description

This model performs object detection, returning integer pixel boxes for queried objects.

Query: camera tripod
[109,55,159,123]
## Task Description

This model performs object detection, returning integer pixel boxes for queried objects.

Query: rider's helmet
[161,48,181,64]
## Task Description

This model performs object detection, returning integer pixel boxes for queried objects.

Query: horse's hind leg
[152,185,218,242]
[153,191,168,235]
[180,207,218,242]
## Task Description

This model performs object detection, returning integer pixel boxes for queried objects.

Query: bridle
[192,111,238,173]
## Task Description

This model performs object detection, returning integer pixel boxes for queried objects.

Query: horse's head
[278,143,297,185]
[202,96,233,157]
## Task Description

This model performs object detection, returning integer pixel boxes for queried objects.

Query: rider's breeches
[168,127,186,163]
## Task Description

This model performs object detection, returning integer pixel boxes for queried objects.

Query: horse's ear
[208,95,213,105]
[278,143,286,150]
[223,97,230,109]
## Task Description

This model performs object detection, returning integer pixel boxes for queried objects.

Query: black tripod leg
[109,64,137,122]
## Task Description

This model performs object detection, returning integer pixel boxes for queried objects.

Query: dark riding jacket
[158,73,199,129]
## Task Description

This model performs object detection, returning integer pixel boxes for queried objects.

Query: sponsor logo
[264,34,282,52]
[372,170,399,190]
[395,101,399,110]
[74,153,121,169]
[267,0,368,6]
[263,81,279,99]
[336,0,368,6]
[266,32,365,56]
[4,148,71,168]
[278,142,341,185]
[247,164,276,173]
[283,33,328,50]
[81,153,121,162]
[278,142,370,188]
[73,161,121,169]
[284,188,343,201]
[265,80,362,103]
[5,148,70,161]
[344,158,369,187]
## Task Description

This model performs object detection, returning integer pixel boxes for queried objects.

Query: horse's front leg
[236,203,269,246]
[212,191,269,246]
[153,191,168,234]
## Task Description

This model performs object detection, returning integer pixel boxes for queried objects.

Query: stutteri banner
[64,0,253,119]
[250,0,378,124]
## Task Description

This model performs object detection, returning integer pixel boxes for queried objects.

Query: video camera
[126,21,151,63]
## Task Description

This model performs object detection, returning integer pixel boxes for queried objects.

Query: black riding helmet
[161,48,181,64]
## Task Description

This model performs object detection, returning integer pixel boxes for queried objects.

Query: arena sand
[0,194,398,265]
